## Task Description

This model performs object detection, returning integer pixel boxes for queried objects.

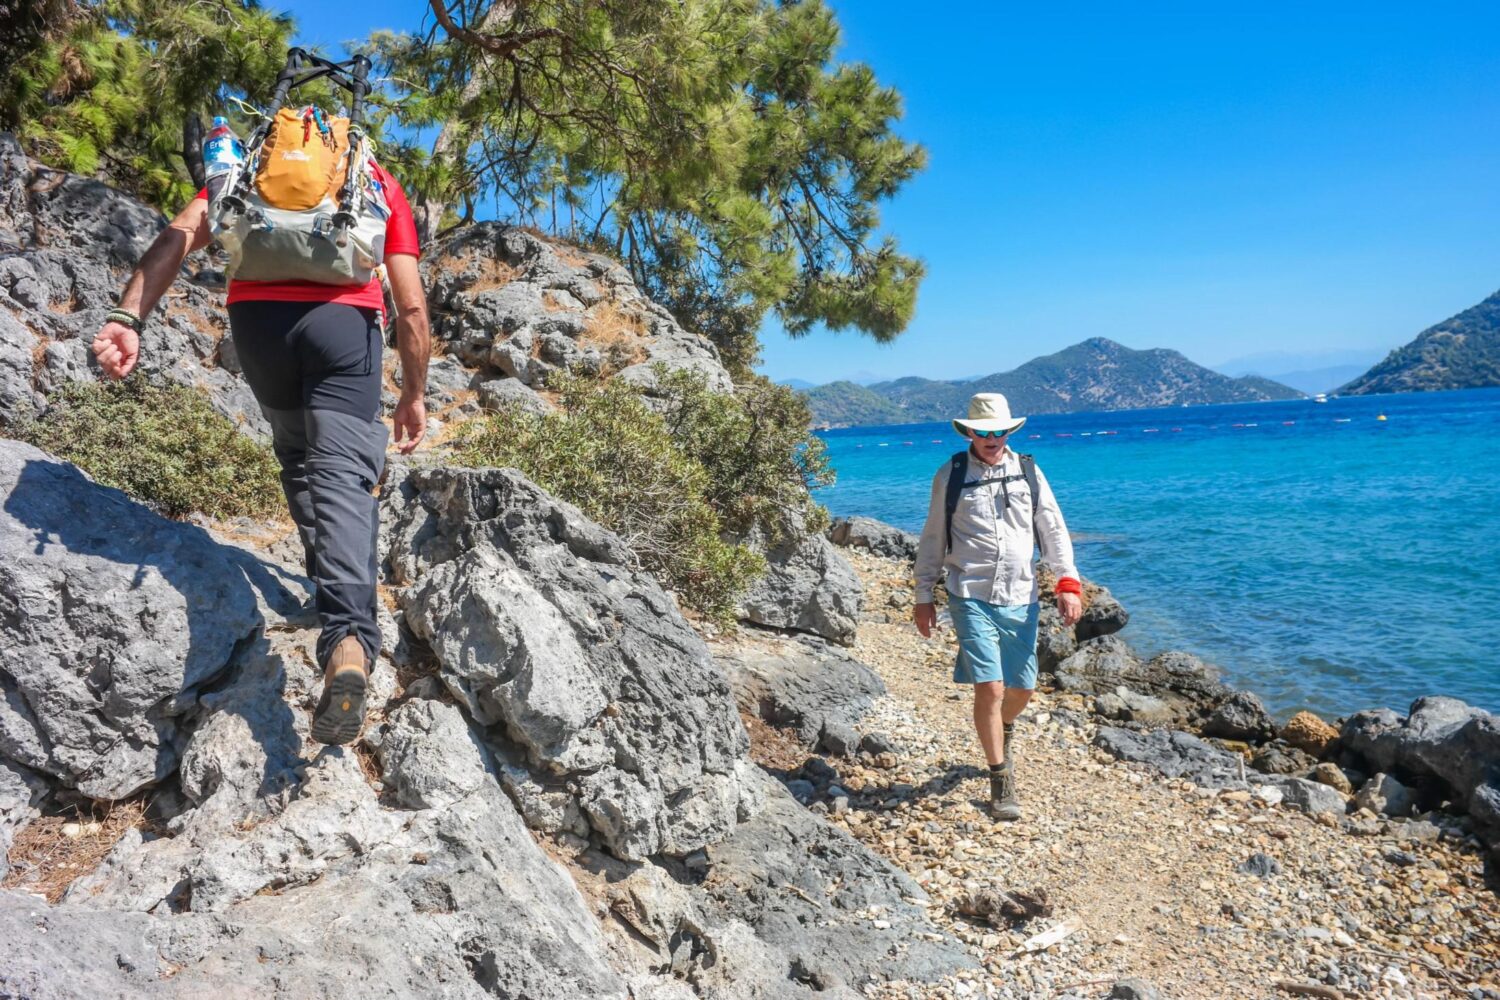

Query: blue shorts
[949,596,1040,689]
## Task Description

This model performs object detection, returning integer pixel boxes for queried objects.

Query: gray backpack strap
[1017,453,1042,552]
[943,450,968,553]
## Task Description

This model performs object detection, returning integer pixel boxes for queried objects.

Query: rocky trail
[2,132,1498,999]
[727,548,1500,1000]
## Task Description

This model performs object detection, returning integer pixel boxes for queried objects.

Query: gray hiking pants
[228,300,387,668]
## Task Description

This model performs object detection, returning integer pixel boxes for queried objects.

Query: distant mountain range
[1340,288,1500,395]
[801,338,1302,427]
[1213,348,1386,395]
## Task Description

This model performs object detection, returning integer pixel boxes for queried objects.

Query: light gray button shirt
[913,447,1079,605]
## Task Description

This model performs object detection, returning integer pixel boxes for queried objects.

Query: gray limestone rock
[424,222,733,394]
[1339,697,1500,856]
[1075,588,1130,641]
[1093,687,1178,728]
[477,376,555,416]
[1092,726,1247,788]
[1109,979,1163,1000]
[1271,776,1349,816]
[386,464,762,861]
[0,758,44,867]
[0,441,262,798]
[1250,740,1317,775]
[52,674,626,999]
[1202,690,1277,744]
[680,774,975,989]
[826,516,919,562]
[1354,772,1415,818]
[718,634,886,747]
[738,528,863,646]
[1236,852,1282,878]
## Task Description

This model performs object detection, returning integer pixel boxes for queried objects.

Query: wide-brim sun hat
[952,392,1027,437]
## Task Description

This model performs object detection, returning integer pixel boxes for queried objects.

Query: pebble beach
[734,548,1500,1000]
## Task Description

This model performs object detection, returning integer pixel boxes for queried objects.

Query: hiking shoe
[311,636,368,746]
[989,763,1021,821]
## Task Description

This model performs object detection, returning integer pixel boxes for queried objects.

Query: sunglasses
[971,429,1010,439]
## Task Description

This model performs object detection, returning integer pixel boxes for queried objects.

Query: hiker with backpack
[91,50,428,746]
[912,393,1084,820]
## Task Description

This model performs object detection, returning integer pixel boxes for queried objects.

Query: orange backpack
[209,50,389,285]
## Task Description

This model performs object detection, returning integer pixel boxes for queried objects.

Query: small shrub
[453,371,765,623]
[18,375,284,519]
[653,366,835,540]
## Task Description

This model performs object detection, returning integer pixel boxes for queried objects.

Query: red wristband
[1055,577,1083,595]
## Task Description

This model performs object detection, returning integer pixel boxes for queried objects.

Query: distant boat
[1314,393,1328,403]
[1376,414,1387,422]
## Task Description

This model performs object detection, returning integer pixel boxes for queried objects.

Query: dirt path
[745,550,1500,1000]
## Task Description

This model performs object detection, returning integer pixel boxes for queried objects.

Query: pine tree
[376,0,927,373]
[1,1,301,207]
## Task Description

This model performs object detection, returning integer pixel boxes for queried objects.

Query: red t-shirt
[196,161,420,310]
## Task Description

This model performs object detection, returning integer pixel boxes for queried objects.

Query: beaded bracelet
[106,308,143,332]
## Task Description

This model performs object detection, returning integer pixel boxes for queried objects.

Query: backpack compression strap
[943,450,1045,553]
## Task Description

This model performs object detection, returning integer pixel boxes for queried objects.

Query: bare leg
[1002,687,1032,726]
[973,681,1006,766]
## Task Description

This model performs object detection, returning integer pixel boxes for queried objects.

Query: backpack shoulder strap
[1017,452,1042,551]
[943,450,968,553]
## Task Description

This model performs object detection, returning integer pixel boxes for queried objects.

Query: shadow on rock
[0,446,264,801]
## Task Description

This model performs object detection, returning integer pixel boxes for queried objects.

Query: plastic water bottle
[202,116,245,201]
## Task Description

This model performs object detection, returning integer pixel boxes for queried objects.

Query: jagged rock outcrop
[737,521,863,646]
[1051,638,1256,733]
[718,634,886,753]
[1340,697,1500,855]
[423,222,734,399]
[0,449,970,997]
[384,464,763,861]
[0,441,262,801]
[0,134,265,434]
[826,515,919,562]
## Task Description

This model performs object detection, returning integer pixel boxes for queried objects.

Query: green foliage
[652,367,833,539]
[1,1,358,209]
[374,0,926,374]
[17,376,284,519]
[453,370,767,624]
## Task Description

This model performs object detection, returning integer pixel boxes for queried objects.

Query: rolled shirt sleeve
[912,464,950,604]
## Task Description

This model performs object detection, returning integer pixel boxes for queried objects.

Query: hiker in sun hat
[912,392,1084,820]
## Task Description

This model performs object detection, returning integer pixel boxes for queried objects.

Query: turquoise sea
[812,388,1500,721]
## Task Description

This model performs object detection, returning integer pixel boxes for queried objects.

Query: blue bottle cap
[211,116,229,128]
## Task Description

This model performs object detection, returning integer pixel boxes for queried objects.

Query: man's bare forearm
[118,201,209,317]
[396,311,429,400]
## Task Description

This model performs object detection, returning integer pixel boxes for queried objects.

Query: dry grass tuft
[353,741,384,790]
[437,252,521,294]
[580,300,649,371]
[739,711,811,774]
[29,333,50,386]
[3,797,156,903]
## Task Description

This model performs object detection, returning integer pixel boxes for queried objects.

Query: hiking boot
[311,636,368,746]
[989,762,1021,821]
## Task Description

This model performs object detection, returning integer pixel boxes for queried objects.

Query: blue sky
[290,2,1500,383]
